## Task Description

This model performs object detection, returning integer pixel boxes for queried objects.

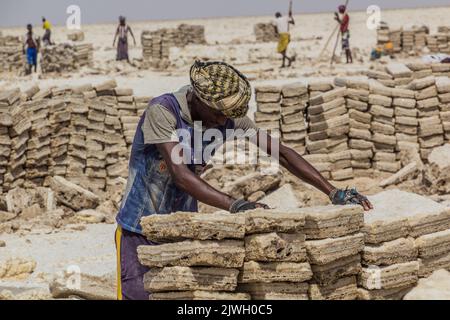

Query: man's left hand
[329,188,373,211]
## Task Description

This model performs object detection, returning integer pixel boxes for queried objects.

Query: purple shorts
[115,226,157,300]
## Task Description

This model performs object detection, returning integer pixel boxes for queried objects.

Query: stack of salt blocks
[369,79,400,174]
[0,89,21,192]
[335,77,373,178]
[254,85,282,137]
[436,77,450,142]
[358,190,450,300]
[407,76,445,161]
[279,82,308,154]
[136,205,365,300]
[306,84,352,181]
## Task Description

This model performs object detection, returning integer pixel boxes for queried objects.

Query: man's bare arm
[156,142,235,211]
[113,27,119,46]
[129,27,137,45]
[254,130,373,210]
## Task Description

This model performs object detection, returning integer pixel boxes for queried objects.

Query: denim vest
[116,93,235,234]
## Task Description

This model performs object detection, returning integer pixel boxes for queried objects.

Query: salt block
[418,252,450,278]
[302,205,363,240]
[415,229,450,259]
[436,77,450,93]
[409,208,450,237]
[244,209,305,235]
[404,269,450,300]
[245,233,306,262]
[257,102,280,113]
[282,82,308,97]
[255,85,281,93]
[308,80,333,92]
[255,92,281,103]
[407,76,435,90]
[48,176,99,211]
[310,86,347,105]
[140,212,245,241]
[369,95,392,107]
[238,261,312,283]
[364,190,450,243]
[311,254,361,286]
[386,63,413,78]
[362,238,418,266]
[143,267,239,292]
[150,291,250,300]
[427,144,450,170]
[359,261,419,290]
[357,285,413,300]
[305,233,364,265]
[309,276,358,300]
[259,184,303,210]
[237,282,309,300]
[137,240,245,268]
[308,97,345,115]
[390,88,415,98]
[94,79,117,92]
[50,272,116,300]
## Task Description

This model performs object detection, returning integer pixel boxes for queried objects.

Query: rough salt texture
[310,254,361,286]
[238,261,312,283]
[140,212,245,242]
[48,176,99,211]
[415,229,450,259]
[150,291,251,300]
[418,252,450,277]
[357,285,413,300]
[259,184,303,209]
[244,233,306,262]
[359,261,419,290]
[305,233,364,265]
[49,272,116,300]
[244,209,305,235]
[364,190,450,243]
[302,205,364,240]
[137,240,245,268]
[309,276,358,300]
[143,267,239,292]
[404,269,450,300]
[237,282,309,300]
[362,238,418,266]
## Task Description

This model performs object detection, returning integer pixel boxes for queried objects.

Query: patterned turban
[189,60,251,118]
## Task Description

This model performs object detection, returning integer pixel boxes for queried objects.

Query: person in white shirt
[272,12,295,68]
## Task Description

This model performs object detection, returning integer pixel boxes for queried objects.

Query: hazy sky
[1,0,448,28]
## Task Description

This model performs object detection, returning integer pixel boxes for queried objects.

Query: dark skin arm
[156,142,236,211]
[113,26,119,47]
[128,27,137,46]
[254,129,373,211]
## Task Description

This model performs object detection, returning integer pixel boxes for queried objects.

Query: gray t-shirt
[142,86,257,145]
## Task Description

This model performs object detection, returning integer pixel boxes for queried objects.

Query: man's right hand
[229,199,269,213]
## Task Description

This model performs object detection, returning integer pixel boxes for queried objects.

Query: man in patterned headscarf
[115,60,372,300]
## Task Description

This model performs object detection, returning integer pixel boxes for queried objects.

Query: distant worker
[42,17,53,46]
[334,5,353,64]
[23,24,40,74]
[272,11,295,68]
[370,41,394,61]
[113,16,137,63]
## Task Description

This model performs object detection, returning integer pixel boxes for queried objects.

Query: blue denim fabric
[116,93,234,234]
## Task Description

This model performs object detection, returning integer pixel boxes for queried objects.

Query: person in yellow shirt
[42,17,53,46]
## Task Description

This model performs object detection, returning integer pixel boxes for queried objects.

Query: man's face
[197,102,228,128]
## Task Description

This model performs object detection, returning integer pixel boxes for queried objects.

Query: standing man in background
[334,5,353,64]
[42,17,53,46]
[113,16,137,63]
[273,9,295,68]
[23,24,40,74]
